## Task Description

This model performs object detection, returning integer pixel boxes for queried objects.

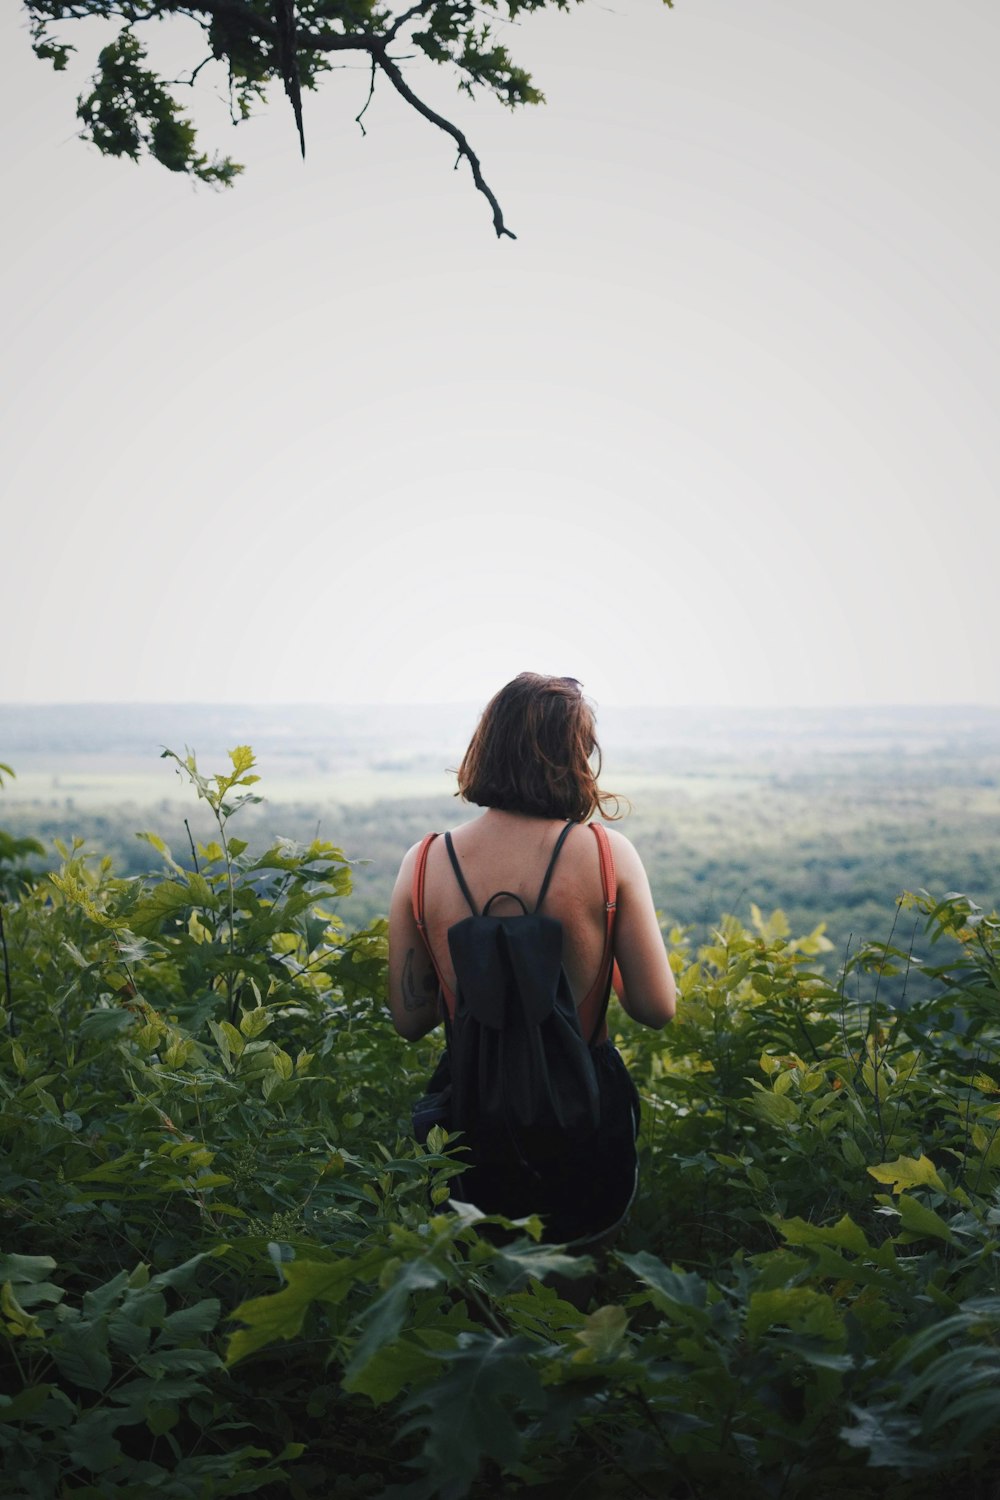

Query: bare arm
[606,829,676,1030]
[387,843,443,1041]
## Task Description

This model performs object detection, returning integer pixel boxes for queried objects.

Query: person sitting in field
[387,672,676,1247]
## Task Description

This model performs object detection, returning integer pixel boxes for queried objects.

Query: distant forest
[3,719,997,957]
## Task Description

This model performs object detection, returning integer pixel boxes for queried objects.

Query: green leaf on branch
[76,30,241,187]
[227,1255,382,1366]
[745,1286,844,1344]
[868,1154,947,1195]
[396,1332,543,1489]
[881,1193,957,1245]
[572,1304,629,1363]
[345,1258,446,1386]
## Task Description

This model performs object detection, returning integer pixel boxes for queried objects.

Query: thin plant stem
[214,801,237,1024]
[0,903,14,1036]
[184,818,200,874]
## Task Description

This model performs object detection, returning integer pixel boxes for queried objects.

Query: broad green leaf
[303,913,329,955]
[227,1255,380,1366]
[0,1253,58,1285]
[208,1020,234,1072]
[146,1401,180,1436]
[81,1269,131,1316]
[747,1088,800,1125]
[218,1021,245,1058]
[617,1252,708,1317]
[1,1282,44,1338]
[867,1154,947,1195]
[53,1320,113,1390]
[397,1333,542,1487]
[186,870,218,908]
[841,1136,867,1169]
[129,880,195,936]
[148,1250,227,1292]
[228,745,256,779]
[573,1304,629,1363]
[775,1214,872,1256]
[0,1384,52,1421]
[138,1347,222,1378]
[263,1070,294,1102]
[240,1006,270,1038]
[346,1334,440,1404]
[486,1239,592,1294]
[746,1286,844,1344]
[841,1402,925,1467]
[893,1193,957,1244]
[160,1298,221,1340]
[345,1259,446,1385]
[108,1308,152,1361]
[65,1409,122,1473]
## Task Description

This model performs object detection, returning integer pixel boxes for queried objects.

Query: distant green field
[1,765,761,810]
[3,703,998,958]
[1,767,461,809]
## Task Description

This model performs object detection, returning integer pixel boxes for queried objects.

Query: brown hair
[456,673,622,822]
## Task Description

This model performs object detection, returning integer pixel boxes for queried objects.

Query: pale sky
[2,0,998,707]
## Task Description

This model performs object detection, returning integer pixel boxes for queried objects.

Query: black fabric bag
[446,895,601,1164]
[411,823,635,1239]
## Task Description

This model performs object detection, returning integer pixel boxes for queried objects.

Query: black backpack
[413,822,614,1171]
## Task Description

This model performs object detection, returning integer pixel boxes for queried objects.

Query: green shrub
[2,749,999,1497]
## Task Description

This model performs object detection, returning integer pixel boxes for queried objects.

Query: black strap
[534,821,576,913]
[444,831,479,916]
[483,890,528,917]
[445,821,577,918]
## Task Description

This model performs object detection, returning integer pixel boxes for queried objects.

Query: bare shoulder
[398,839,424,871]
[599,826,646,878]
[390,835,439,898]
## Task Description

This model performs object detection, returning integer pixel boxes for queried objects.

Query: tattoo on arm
[402,948,438,1012]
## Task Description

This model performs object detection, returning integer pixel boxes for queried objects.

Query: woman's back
[419,811,610,1017]
[386,671,675,1245]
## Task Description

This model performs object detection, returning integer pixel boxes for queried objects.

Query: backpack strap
[411,832,438,935]
[411,832,457,1016]
[533,820,577,913]
[444,831,479,916]
[582,822,618,1045]
[592,822,617,949]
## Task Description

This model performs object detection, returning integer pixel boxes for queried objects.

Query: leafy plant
[2,745,999,1495]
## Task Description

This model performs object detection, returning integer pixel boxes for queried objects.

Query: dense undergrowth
[1,749,999,1498]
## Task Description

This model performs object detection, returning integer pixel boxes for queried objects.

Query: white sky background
[2,0,998,708]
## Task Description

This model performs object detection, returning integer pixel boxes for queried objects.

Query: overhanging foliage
[24,0,673,235]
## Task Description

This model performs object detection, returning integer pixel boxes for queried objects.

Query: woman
[388,672,676,1245]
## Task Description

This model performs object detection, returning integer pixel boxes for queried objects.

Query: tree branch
[274,0,306,156]
[355,55,377,136]
[164,52,215,87]
[374,45,515,239]
[386,0,438,42]
[33,0,520,234]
